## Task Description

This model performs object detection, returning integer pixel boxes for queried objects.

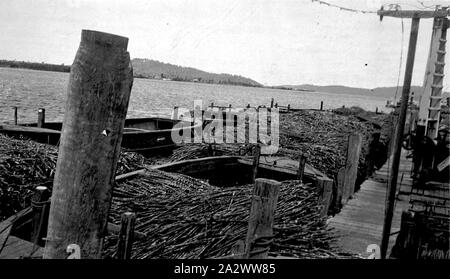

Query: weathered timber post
[252,144,261,183]
[375,107,379,114]
[37,108,45,128]
[31,186,50,245]
[44,30,133,259]
[297,153,307,182]
[342,133,362,203]
[275,103,278,108]
[320,101,324,111]
[247,104,250,109]
[316,177,333,217]
[244,178,280,259]
[115,212,136,259]
[270,98,274,108]
[287,104,290,112]
[13,106,18,125]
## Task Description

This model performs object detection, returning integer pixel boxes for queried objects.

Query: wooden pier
[329,149,413,258]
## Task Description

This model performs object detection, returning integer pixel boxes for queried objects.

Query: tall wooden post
[37,108,45,128]
[244,178,280,259]
[270,98,274,108]
[13,107,18,125]
[320,101,323,111]
[171,106,179,120]
[380,16,420,259]
[115,212,136,259]
[44,30,133,259]
[342,133,362,203]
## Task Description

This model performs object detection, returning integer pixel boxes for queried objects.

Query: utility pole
[377,6,450,259]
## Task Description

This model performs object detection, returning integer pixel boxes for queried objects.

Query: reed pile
[103,169,357,259]
[0,134,149,221]
[168,143,254,162]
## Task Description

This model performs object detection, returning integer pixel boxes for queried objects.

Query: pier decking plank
[329,150,413,258]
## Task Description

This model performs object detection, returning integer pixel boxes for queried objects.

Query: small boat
[0,117,202,153]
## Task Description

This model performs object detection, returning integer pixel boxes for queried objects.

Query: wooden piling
[43,30,133,259]
[342,134,362,203]
[287,104,290,112]
[37,108,45,128]
[270,98,274,108]
[171,106,179,120]
[316,178,333,217]
[244,178,280,259]
[247,104,250,109]
[275,103,278,108]
[31,186,50,245]
[13,107,18,125]
[320,101,323,111]
[252,144,261,183]
[297,153,307,182]
[115,212,136,259]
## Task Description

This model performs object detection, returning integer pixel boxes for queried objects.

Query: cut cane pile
[0,135,149,221]
[103,169,357,259]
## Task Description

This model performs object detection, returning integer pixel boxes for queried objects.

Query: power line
[311,0,377,14]
[311,0,441,14]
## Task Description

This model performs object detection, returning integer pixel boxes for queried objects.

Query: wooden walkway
[329,149,413,258]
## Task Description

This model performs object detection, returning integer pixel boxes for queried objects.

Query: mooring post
[31,186,50,245]
[247,104,250,109]
[287,104,290,112]
[13,106,18,125]
[320,101,324,111]
[342,133,362,203]
[44,30,133,259]
[316,177,333,217]
[116,212,136,259]
[244,178,280,259]
[252,144,261,183]
[37,108,45,128]
[171,106,179,120]
[375,107,379,114]
[270,98,274,108]
[275,103,278,108]
[297,153,308,182]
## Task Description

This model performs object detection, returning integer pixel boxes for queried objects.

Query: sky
[0,0,449,89]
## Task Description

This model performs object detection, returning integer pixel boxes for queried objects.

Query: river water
[0,67,388,123]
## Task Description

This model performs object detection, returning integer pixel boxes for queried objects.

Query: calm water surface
[0,67,388,123]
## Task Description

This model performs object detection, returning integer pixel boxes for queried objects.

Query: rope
[394,8,405,103]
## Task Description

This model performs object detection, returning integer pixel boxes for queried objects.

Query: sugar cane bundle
[0,134,150,221]
[103,169,357,259]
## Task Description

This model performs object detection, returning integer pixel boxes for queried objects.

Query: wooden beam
[381,17,421,259]
[244,178,280,259]
[377,9,449,19]
[43,30,133,259]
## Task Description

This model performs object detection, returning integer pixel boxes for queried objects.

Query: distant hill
[132,58,262,87]
[0,60,70,73]
[279,84,431,100]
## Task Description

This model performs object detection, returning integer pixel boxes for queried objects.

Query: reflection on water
[0,67,388,123]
